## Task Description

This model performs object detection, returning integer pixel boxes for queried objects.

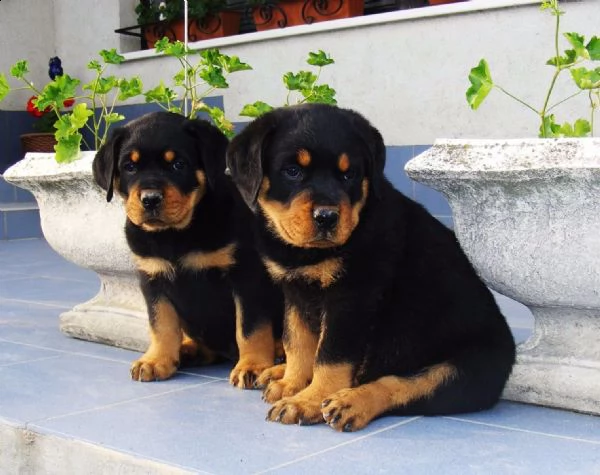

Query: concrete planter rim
[3,151,95,183]
[405,138,600,182]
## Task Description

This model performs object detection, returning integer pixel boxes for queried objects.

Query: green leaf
[302,84,337,105]
[103,112,125,125]
[54,133,82,163]
[307,50,334,67]
[99,49,125,65]
[83,76,119,95]
[223,55,253,73]
[564,32,590,60]
[546,49,577,67]
[173,69,186,87]
[466,59,494,110]
[87,60,102,72]
[196,104,234,138]
[9,60,28,79]
[118,77,143,101]
[587,36,600,61]
[569,118,591,137]
[156,39,188,58]
[36,74,80,110]
[0,74,10,101]
[570,67,600,89]
[144,81,177,103]
[239,101,274,118]
[539,114,562,138]
[284,71,317,91]
[199,67,228,89]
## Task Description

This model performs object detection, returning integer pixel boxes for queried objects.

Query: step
[0,202,42,240]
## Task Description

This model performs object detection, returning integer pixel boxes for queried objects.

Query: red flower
[26,95,51,118]
[63,98,75,108]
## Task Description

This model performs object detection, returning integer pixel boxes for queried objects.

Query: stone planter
[405,138,600,416]
[3,152,149,351]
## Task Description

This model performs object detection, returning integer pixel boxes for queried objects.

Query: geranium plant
[143,38,252,137]
[467,0,600,137]
[0,49,143,163]
[240,50,336,118]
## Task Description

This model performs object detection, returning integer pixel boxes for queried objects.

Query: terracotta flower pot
[189,11,242,41]
[252,0,364,31]
[20,133,57,154]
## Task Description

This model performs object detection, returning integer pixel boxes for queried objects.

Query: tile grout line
[253,416,423,474]
[0,297,75,309]
[0,354,63,367]
[444,416,600,445]
[29,378,223,426]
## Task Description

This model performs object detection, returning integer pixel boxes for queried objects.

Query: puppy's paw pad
[130,357,178,382]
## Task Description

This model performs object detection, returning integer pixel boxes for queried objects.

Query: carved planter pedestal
[406,138,600,415]
[4,152,149,351]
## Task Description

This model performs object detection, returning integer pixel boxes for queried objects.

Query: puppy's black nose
[141,190,163,211]
[313,208,339,231]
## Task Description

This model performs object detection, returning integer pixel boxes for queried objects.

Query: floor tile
[452,401,600,444]
[0,354,213,424]
[0,275,98,306]
[268,415,600,474]
[0,340,61,366]
[33,380,405,474]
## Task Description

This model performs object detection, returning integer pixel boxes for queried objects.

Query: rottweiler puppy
[226,104,516,431]
[93,111,283,387]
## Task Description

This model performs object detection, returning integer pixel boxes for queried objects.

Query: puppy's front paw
[262,376,307,403]
[267,395,324,425]
[229,358,273,389]
[321,388,374,432]
[130,356,178,382]
[255,363,286,389]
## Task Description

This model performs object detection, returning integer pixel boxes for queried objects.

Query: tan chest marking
[180,243,237,272]
[263,257,343,288]
[132,255,176,280]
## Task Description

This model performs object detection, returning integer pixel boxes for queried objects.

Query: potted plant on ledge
[405,0,600,415]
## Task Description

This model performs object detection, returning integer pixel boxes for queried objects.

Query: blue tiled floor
[1,239,599,473]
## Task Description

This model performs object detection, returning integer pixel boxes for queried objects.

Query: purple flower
[48,57,63,80]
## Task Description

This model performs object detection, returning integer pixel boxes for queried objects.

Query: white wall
[2,0,599,144]
[0,0,56,109]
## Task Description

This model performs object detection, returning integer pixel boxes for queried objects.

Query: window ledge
[121,0,540,63]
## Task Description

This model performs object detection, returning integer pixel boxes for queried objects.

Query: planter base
[503,307,600,414]
[59,273,149,352]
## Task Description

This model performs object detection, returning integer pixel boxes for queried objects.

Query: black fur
[227,104,515,429]
[93,112,283,383]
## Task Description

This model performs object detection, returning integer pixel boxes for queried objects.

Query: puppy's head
[227,104,386,249]
[93,111,228,232]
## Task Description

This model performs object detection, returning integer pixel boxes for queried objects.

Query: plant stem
[547,90,584,112]
[539,0,563,137]
[495,85,539,115]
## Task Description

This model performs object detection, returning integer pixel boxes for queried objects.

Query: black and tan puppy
[93,111,283,386]
[226,104,516,431]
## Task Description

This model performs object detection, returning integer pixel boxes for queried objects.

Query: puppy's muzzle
[313,207,339,232]
[141,189,164,212]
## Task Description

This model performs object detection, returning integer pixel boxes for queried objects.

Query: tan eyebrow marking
[164,150,176,162]
[297,149,311,167]
[131,150,140,163]
[338,153,350,173]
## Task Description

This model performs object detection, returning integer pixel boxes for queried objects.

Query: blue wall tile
[15,187,36,203]
[384,146,414,197]
[0,176,16,203]
[5,209,42,239]
[414,182,453,217]
[0,211,5,239]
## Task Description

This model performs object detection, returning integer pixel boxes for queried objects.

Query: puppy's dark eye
[172,159,186,171]
[342,169,356,181]
[282,165,303,181]
[123,162,137,173]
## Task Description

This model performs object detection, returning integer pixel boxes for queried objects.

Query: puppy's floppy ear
[93,127,128,202]
[184,119,229,190]
[226,114,278,211]
[347,110,386,200]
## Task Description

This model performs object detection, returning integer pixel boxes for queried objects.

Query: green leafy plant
[240,50,337,118]
[467,0,600,137]
[143,38,252,137]
[136,0,226,25]
[0,49,143,163]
